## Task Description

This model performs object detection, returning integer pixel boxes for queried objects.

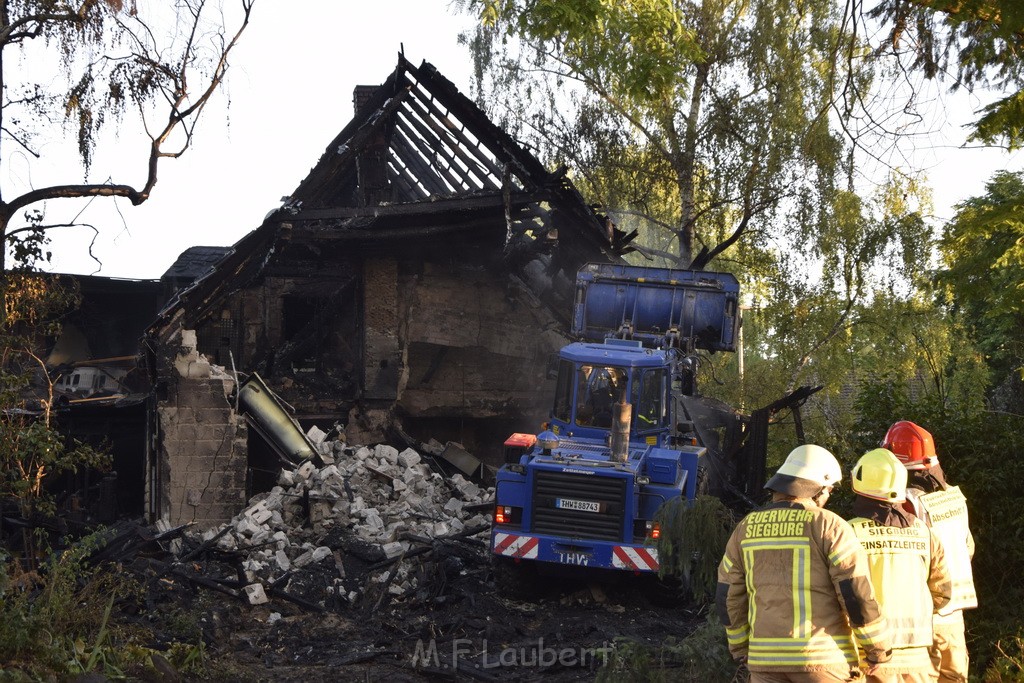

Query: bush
[985,634,1024,682]
[0,533,206,680]
[656,494,736,604]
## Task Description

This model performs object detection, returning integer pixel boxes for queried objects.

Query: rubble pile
[191,431,494,610]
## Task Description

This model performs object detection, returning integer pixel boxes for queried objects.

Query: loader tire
[695,465,709,497]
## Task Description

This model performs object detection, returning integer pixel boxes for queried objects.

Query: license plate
[555,497,602,513]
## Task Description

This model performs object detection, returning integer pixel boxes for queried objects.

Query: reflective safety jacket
[907,485,977,613]
[717,500,891,674]
[849,516,952,672]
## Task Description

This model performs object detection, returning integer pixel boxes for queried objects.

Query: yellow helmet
[852,448,907,502]
[765,444,842,497]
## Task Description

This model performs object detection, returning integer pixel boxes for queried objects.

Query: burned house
[145,56,634,528]
[29,274,167,521]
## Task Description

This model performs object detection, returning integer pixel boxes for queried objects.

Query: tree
[936,170,1024,381]
[460,0,883,268]
[0,0,253,560]
[868,0,1024,149]
[0,0,254,288]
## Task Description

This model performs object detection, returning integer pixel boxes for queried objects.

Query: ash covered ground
[100,432,706,681]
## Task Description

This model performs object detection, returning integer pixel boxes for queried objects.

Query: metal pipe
[610,400,632,463]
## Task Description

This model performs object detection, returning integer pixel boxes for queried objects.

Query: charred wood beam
[399,97,503,189]
[290,216,510,243]
[267,584,325,613]
[282,192,548,223]
[290,83,413,206]
[388,163,421,200]
[393,116,474,193]
[390,131,454,195]
[402,59,549,183]
[388,152,431,201]
[401,83,508,183]
[396,108,496,192]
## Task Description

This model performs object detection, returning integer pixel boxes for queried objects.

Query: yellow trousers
[932,611,969,683]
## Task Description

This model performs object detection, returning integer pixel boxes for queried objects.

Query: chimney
[352,85,378,116]
[353,85,391,206]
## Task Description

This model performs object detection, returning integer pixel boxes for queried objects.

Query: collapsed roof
[154,54,633,333]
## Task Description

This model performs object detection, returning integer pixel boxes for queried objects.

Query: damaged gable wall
[151,255,568,528]
[397,261,565,421]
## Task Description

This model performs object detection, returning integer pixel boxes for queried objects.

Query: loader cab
[548,340,671,445]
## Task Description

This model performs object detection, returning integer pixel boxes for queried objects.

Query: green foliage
[479,0,702,105]
[656,495,735,603]
[597,613,738,682]
[0,272,109,526]
[975,90,1024,151]
[460,0,869,266]
[852,375,1024,675]
[0,535,207,680]
[937,171,1024,380]
[985,632,1024,682]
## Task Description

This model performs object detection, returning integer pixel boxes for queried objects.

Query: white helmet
[765,444,842,497]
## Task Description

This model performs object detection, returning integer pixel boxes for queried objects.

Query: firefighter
[848,448,953,682]
[717,444,892,682]
[883,421,976,683]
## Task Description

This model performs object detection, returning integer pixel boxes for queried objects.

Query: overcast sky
[21,1,1023,280]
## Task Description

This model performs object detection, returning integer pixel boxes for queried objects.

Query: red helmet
[882,421,938,470]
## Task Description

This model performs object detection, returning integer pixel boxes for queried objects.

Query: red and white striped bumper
[493,532,539,559]
[611,545,660,571]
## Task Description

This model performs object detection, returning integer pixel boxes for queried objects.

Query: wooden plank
[391,123,465,194]
[283,191,547,222]
[393,116,473,193]
[396,107,500,191]
[403,88,506,182]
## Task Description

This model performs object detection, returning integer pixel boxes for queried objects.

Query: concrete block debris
[183,431,494,611]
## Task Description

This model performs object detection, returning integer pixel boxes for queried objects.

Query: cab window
[575,365,626,428]
[632,368,666,431]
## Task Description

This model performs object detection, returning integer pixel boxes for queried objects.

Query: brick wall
[158,378,247,528]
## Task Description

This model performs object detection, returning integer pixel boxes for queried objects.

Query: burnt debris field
[70,433,706,682]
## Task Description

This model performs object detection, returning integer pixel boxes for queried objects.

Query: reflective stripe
[852,618,890,649]
[874,645,932,672]
[725,624,750,645]
[723,504,886,672]
[748,635,858,668]
[492,533,539,559]
[611,546,659,571]
[741,537,812,638]
[827,536,860,566]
